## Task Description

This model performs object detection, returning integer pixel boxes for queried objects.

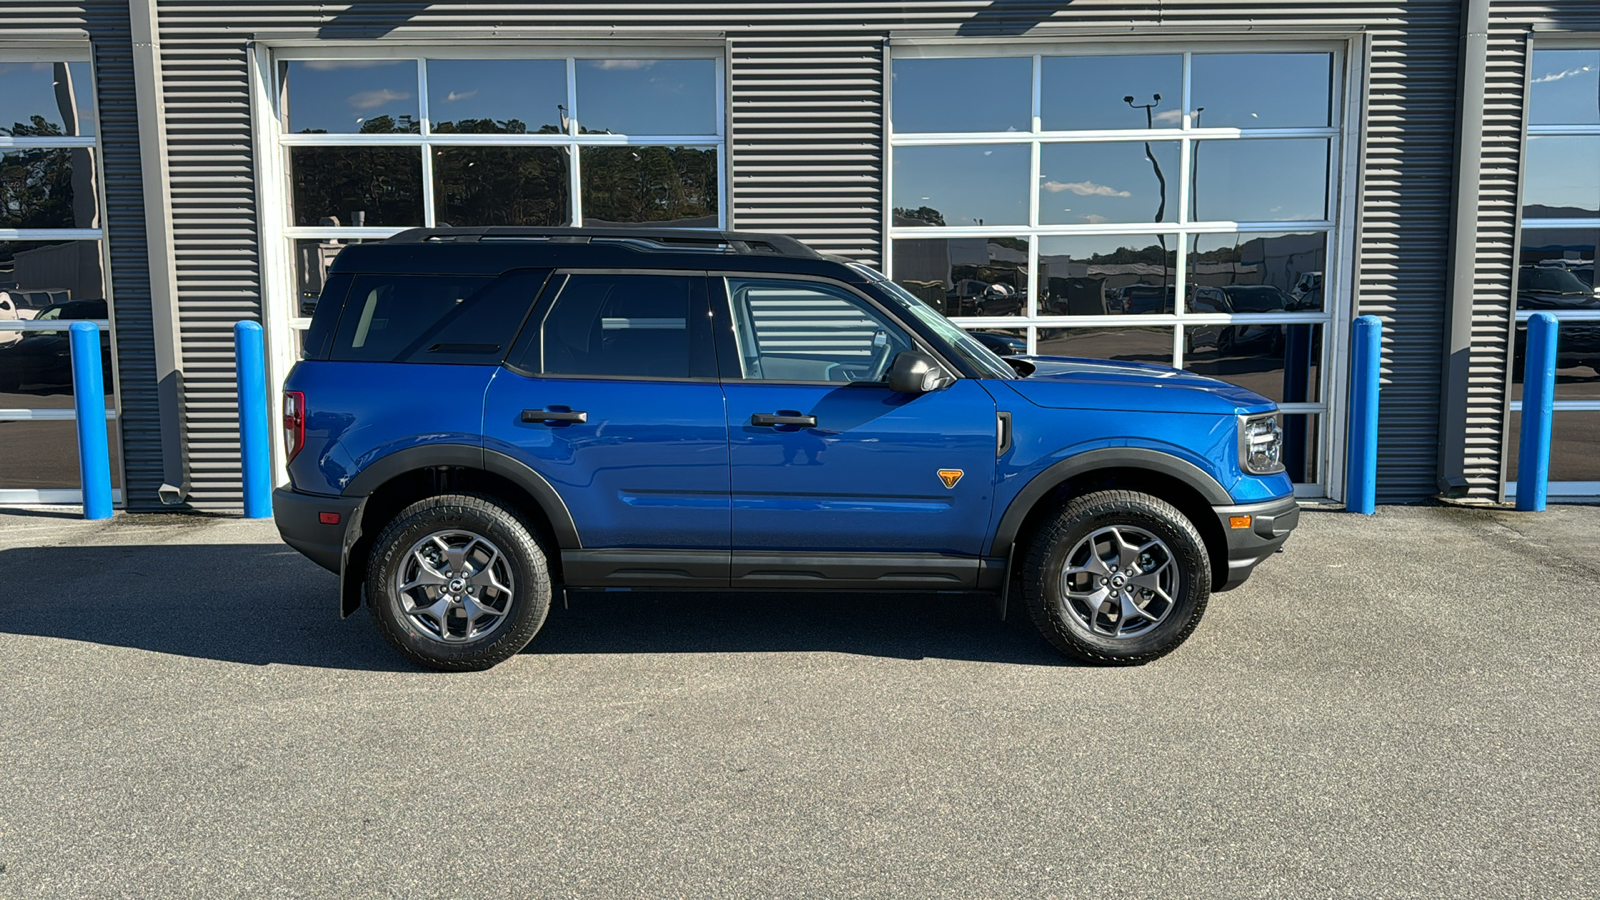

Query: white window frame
[0,45,123,506]
[251,42,728,484]
[1506,36,1600,502]
[885,38,1363,500]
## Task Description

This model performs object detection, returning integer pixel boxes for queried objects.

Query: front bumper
[273,487,362,575]
[1212,494,1300,591]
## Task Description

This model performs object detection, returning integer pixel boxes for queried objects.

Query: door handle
[751,412,817,428]
[522,408,588,424]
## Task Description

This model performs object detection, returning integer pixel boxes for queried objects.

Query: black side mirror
[887,350,954,394]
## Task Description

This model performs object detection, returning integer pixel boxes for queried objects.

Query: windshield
[852,265,1017,379]
[1222,286,1287,313]
[1522,265,1593,295]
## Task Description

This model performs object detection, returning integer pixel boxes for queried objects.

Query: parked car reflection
[1514,263,1600,376]
[0,298,113,393]
[1185,285,1291,355]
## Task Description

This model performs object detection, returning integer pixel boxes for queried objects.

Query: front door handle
[751,412,817,428]
[522,408,588,424]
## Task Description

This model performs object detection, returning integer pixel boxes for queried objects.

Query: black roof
[327,227,864,279]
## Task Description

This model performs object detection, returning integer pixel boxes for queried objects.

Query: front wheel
[1021,490,1212,665]
[366,493,552,671]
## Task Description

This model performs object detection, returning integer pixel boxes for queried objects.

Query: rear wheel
[366,493,551,671]
[1021,490,1212,665]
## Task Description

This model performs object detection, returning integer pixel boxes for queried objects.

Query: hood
[1004,356,1276,415]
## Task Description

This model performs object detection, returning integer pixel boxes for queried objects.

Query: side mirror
[887,350,954,394]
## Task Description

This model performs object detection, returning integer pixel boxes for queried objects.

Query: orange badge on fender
[937,469,964,489]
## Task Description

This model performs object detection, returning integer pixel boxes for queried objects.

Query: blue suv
[274,228,1298,670]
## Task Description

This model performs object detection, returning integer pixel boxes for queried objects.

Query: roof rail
[383,227,820,259]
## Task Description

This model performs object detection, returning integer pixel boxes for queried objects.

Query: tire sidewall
[368,496,550,670]
[1031,496,1210,662]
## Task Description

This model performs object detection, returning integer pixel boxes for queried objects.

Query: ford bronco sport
[274,227,1298,671]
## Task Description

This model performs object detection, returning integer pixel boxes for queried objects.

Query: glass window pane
[539,274,694,378]
[1190,53,1333,129]
[1191,139,1329,222]
[427,59,568,134]
[1188,232,1328,311]
[1183,323,1322,404]
[1038,234,1176,316]
[331,275,496,363]
[0,61,95,137]
[891,237,1029,317]
[1281,413,1319,484]
[893,144,1030,228]
[578,146,717,227]
[1528,49,1600,127]
[0,418,121,490]
[1524,136,1600,220]
[289,146,423,227]
[962,326,1027,357]
[1511,322,1600,402]
[1,147,97,229]
[1036,326,1172,365]
[892,57,1031,134]
[434,146,570,227]
[725,278,913,383]
[0,323,112,407]
[283,60,419,134]
[1040,55,1182,131]
[576,59,717,136]
[0,240,105,314]
[1517,229,1599,311]
[1508,410,1600,483]
[293,239,365,317]
[1038,141,1179,226]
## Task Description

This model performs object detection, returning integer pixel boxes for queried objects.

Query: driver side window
[723,277,913,383]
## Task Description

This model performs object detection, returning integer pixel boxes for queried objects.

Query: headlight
[1238,414,1285,475]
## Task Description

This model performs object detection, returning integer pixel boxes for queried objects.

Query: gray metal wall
[0,2,164,509]
[15,1,1597,510]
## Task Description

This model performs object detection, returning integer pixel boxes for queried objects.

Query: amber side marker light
[1229,515,1252,529]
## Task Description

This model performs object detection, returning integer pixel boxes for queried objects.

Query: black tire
[1216,328,1236,356]
[1021,490,1212,666]
[366,493,552,671]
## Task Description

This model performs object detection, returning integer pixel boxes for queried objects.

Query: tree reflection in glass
[579,146,718,226]
[290,145,423,227]
[434,147,570,227]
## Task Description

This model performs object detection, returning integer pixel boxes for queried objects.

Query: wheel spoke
[395,529,516,647]
[462,594,506,623]
[1109,528,1143,571]
[1128,564,1169,592]
[1118,591,1144,635]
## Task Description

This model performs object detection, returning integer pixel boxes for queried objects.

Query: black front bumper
[1212,495,1300,591]
[273,487,362,575]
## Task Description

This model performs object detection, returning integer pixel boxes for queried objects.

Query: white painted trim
[249,41,295,489]
[0,228,102,241]
[0,319,112,332]
[0,409,118,421]
[0,489,124,506]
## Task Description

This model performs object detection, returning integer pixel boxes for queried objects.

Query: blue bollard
[1345,315,1382,515]
[69,321,113,520]
[1516,313,1559,512]
[234,320,272,518]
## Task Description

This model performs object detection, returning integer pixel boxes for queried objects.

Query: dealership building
[1,0,1597,511]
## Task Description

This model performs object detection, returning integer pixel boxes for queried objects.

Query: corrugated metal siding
[154,29,261,511]
[137,0,1598,505]
[730,36,884,265]
[0,2,162,509]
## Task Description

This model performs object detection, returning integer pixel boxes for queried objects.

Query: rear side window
[520,273,708,379]
[329,271,545,364]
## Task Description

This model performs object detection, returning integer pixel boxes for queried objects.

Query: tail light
[283,390,305,460]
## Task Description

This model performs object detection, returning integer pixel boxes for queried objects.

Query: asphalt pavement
[0,503,1596,898]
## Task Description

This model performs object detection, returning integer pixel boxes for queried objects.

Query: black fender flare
[986,448,1233,556]
[343,443,581,549]
[336,444,582,617]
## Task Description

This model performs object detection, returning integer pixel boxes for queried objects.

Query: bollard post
[234,320,272,518]
[1345,315,1381,515]
[1516,313,1559,512]
[69,321,113,520]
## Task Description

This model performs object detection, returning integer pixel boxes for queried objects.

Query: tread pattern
[366,493,552,672]
[1020,490,1212,666]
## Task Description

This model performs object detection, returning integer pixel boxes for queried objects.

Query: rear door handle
[522,408,588,424]
[751,412,817,428]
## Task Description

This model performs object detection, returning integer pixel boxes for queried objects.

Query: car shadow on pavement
[0,543,1069,668]
[534,590,1070,665]
[0,543,407,671]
